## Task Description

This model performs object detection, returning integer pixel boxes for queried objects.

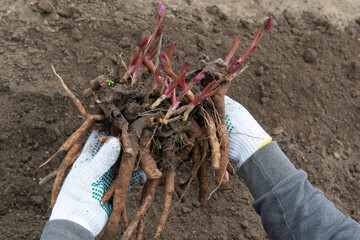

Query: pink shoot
[157,3,166,25]
[224,35,241,64]
[131,4,167,85]
[151,61,191,110]
[251,16,274,48]
[177,62,191,81]
[162,72,205,122]
[167,42,176,59]
[196,80,221,102]
[227,61,242,74]
[175,61,191,91]
[237,45,256,64]
[156,24,164,36]
[178,78,187,91]
[251,25,262,47]
[225,16,273,75]
[182,80,221,121]
[128,37,148,70]
[172,89,176,106]
[148,49,157,61]
[177,72,204,100]
[143,57,157,73]
[150,67,164,92]
[131,55,144,85]
[139,37,149,48]
[164,61,190,96]
[159,52,177,79]
[150,24,164,54]
[264,16,274,31]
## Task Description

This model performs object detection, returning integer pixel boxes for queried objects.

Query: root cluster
[41,3,273,239]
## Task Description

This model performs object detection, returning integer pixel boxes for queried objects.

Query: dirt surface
[0,0,359,239]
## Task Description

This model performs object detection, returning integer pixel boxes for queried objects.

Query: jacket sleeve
[40,219,94,240]
[238,141,360,240]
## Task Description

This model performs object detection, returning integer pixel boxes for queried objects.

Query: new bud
[159,52,170,66]
[264,16,274,31]
[227,62,241,74]
[160,52,177,79]
[157,3,166,23]
[156,24,164,36]
[139,37,149,48]
[183,61,191,69]
[193,72,205,83]
[167,41,176,59]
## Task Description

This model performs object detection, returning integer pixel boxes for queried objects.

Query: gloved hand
[49,130,147,237]
[225,96,272,169]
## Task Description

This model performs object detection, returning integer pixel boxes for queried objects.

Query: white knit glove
[49,130,147,237]
[225,96,272,169]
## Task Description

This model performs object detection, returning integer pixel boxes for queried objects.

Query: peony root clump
[41,3,273,239]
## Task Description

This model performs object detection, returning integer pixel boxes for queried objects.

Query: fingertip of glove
[104,137,121,151]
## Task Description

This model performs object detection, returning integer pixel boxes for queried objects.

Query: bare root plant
[41,3,273,239]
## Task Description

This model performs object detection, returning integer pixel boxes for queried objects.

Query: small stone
[260,96,270,104]
[219,12,228,21]
[333,152,340,159]
[120,37,131,48]
[272,126,284,135]
[31,195,45,206]
[240,220,248,229]
[71,28,82,41]
[255,65,264,76]
[308,131,316,140]
[37,0,53,14]
[192,202,201,208]
[262,91,269,97]
[28,47,38,54]
[303,48,317,63]
[11,28,23,41]
[215,39,222,46]
[274,88,282,95]
[18,215,25,222]
[205,5,219,15]
[212,27,220,33]
[181,206,192,214]
[109,55,118,63]
[33,142,39,151]
[245,231,254,238]
[57,7,74,18]
[280,73,286,80]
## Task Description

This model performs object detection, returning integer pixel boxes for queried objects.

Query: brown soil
[0,0,359,239]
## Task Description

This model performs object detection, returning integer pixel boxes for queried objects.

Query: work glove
[49,130,147,237]
[225,96,272,169]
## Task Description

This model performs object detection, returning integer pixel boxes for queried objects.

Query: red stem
[224,35,241,64]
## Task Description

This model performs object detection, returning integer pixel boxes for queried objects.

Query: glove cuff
[50,195,108,237]
[229,132,271,168]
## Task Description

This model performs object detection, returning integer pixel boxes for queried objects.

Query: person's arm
[41,131,147,240]
[240,142,360,239]
[225,96,360,240]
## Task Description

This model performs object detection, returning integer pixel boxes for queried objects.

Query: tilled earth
[0,0,359,239]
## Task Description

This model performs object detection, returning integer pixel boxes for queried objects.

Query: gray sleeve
[238,142,360,240]
[40,219,94,240]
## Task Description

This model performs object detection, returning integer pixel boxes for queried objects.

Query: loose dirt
[0,0,359,239]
